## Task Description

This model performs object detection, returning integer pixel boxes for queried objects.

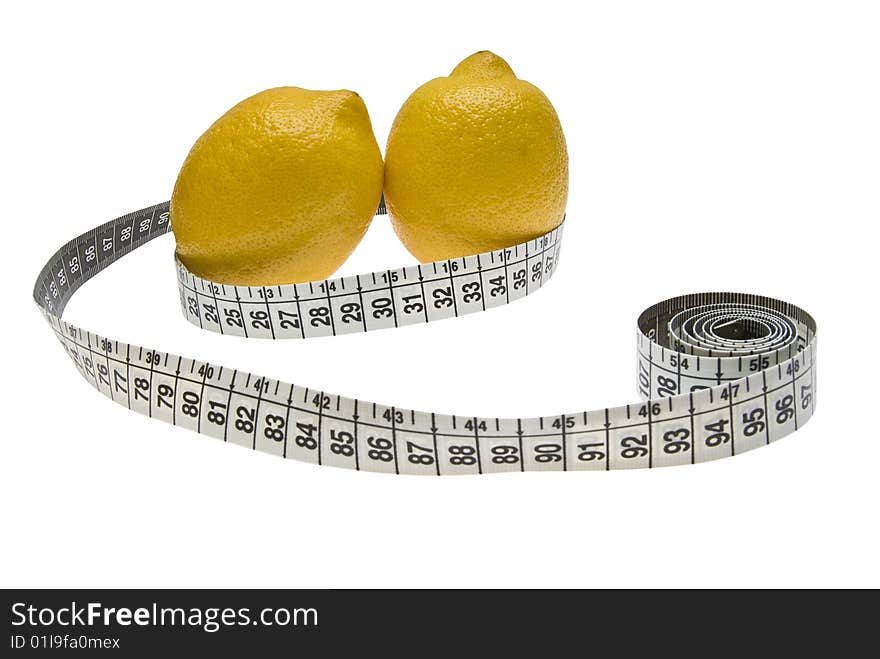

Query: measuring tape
[34,201,817,475]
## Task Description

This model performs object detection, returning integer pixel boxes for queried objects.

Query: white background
[2,1,878,588]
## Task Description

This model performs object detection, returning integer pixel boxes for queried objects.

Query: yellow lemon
[384,51,568,262]
[171,87,383,284]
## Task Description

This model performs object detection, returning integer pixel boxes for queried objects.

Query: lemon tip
[450,51,515,80]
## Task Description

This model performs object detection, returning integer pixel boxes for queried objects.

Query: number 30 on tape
[34,201,817,475]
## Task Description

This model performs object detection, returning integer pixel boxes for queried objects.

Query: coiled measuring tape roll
[34,201,817,475]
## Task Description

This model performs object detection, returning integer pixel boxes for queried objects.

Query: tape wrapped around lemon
[171,52,568,285]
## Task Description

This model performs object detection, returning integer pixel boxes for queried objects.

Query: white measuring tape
[34,201,817,475]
